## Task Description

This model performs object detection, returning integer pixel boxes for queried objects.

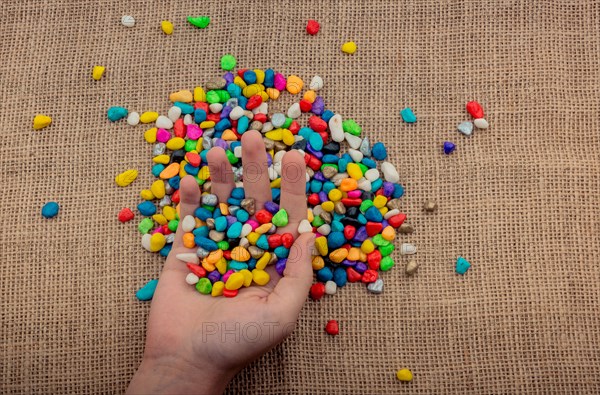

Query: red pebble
[310,282,326,300]
[367,250,382,270]
[365,222,383,237]
[466,101,484,118]
[304,154,322,171]
[207,113,220,123]
[255,209,273,224]
[173,118,185,138]
[299,99,313,112]
[317,130,328,143]
[171,190,180,204]
[306,19,320,35]
[388,213,407,228]
[223,289,238,298]
[289,120,300,134]
[281,233,294,249]
[341,198,361,207]
[346,267,362,283]
[236,69,248,78]
[193,102,209,111]
[308,115,328,133]
[253,113,267,123]
[325,320,339,336]
[343,225,356,240]
[361,269,378,283]
[268,234,282,248]
[118,208,134,223]
[308,193,321,206]
[185,152,201,167]
[223,250,232,260]
[161,224,171,234]
[246,94,263,110]
[187,263,207,278]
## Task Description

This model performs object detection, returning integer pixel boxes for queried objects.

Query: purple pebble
[214,138,228,150]
[224,72,234,84]
[382,182,395,197]
[207,271,221,283]
[221,105,232,119]
[355,262,368,274]
[313,171,326,182]
[381,219,389,228]
[264,201,280,214]
[311,97,325,115]
[225,215,237,226]
[266,152,273,166]
[353,226,368,242]
[275,259,287,276]
[318,191,328,203]
[341,259,357,267]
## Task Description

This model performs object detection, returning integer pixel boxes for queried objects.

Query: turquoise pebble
[393,184,404,198]
[371,142,387,160]
[274,246,289,258]
[195,236,218,251]
[331,221,344,232]
[136,279,158,301]
[229,261,248,271]
[456,256,471,274]
[365,206,382,222]
[107,106,128,122]
[256,234,269,250]
[151,164,165,177]
[193,226,209,238]
[272,188,281,201]
[174,102,194,114]
[137,201,156,216]
[227,222,242,238]
[231,187,245,199]
[214,216,228,232]
[235,209,249,223]
[237,116,249,133]
[41,201,59,218]
[317,267,333,282]
[400,108,416,123]
[309,133,324,150]
[194,207,212,221]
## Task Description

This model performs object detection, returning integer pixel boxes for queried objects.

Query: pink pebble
[246,219,259,230]
[156,128,171,143]
[274,73,287,91]
[314,232,323,238]
[186,124,203,140]
[151,227,165,235]
[222,269,235,283]
[347,190,362,198]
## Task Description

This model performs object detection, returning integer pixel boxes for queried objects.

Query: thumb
[268,232,316,321]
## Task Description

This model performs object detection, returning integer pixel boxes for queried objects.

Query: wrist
[127,354,234,395]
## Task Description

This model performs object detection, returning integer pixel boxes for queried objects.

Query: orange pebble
[303,90,316,103]
[340,178,358,191]
[159,163,180,179]
[329,248,349,263]
[206,249,223,264]
[202,259,216,272]
[347,247,362,261]
[183,233,195,248]
[382,225,396,241]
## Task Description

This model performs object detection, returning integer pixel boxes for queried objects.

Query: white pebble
[357,177,372,191]
[287,103,301,119]
[384,208,400,219]
[234,146,242,158]
[457,121,473,136]
[241,223,253,237]
[274,150,286,163]
[209,103,223,113]
[156,115,173,129]
[400,243,417,255]
[309,75,324,91]
[181,215,196,232]
[381,161,400,183]
[185,273,200,285]
[273,162,282,176]
[345,132,362,149]
[365,168,380,182]
[167,106,182,122]
[268,166,278,180]
[141,234,152,251]
[261,122,273,133]
[127,111,140,126]
[329,114,344,142]
[317,224,331,236]
[297,219,313,234]
[183,114,193,125]
[474,118,489,129]
[165,233,175,244]
[176,253,199,264]
[348,149,363,162]
[312,205,324,217]
[229,106,244,120]
[239,237,249,249]
[121,15,135,27]
[253,102,268,114]
[325,281,337,295]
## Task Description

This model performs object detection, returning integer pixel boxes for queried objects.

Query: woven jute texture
[2,0,600,393]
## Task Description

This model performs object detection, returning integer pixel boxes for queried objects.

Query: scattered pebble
[443,141,456,155]
[41,201,59,218]
[423,200,437,212]
[92,65,105,81]
[187,16,210,29]
[161,20,174,35]
[341,41,357,54]
[474,118,489,129]
[121,15,135,28]
[325,320,339,336]
[135,279,158,301]
[33,114,52,130]
[400,243,417,255]
[127,112,140,126]
[325,281,337,295]
[115,169,138,187]
[306,19,320,35]
[220,54,236,71]
[107,106,128,122]
[400,108,416,123]
[457,121,473,136]
[118,207,135,223]
[456,256,471,274]
[367,278,384,294]
[466,101,484,118]
[396,368,413,382]
[405,260,418,275]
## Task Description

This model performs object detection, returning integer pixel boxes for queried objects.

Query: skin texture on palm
[127,131,314,394]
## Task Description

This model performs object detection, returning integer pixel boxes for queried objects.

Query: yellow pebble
[246,232,259,245]
[195,218,205,228]
[258,91,269,102]
[144,128,157,143]
[162,206,176,221]
[194,86,206,102]
[150,180,166,199]
[282,129,295,146]
[303,90,316,103]
[346,163,363,180]
[92,65,105,81]
[254,69,265,84]
[219,203,229,216]
[396,368,413,382]
[169,90,193,103]
[233,76,247,88]
[379,207,388,216]
[256,252,271,270]
[286,75,304,94]
[149,233,166,252]
[358,250,367,262]
[33,114,52,130]
[161,20,174,35]
[255,223,272,234]
[329,248,349,264]
[240,269,253,287]
[215,258,227,275]
[361,239,375,254]
[115,169,138,187]
[382,225,396,241]
[312,256,325,270]
[342,41,357,54]
[315,236,328,256]
[211,281,225,297]
[252,269,270,286]
[307,209,314,222]
[159,163,180,180]
[198,166,210,180]
[266,88,280,100]
[243,83,264,98]
[166,137,185,150]
[225,272,245,290]
[270,178,282,188]
[265,129,283,141]
[373,195,387,209]
[140,111,159,123]
[202,259,216,272]
[347,247,362,261]
[231,246,251,262]
[321,201,335,212]
[199,121,215,129]
[152,214,167,225]
[140,189,154,200]
[206,249,223,265]
[328,189,343,202]
[153,154,170,164]
[179,163,188,178]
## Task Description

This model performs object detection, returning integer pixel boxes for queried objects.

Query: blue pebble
[168,176,180,190]
[231,187,245,199]
[456,256,471,274]
[237,96,248,109]
[322,154,339,164]
[443,141,456,155]
[184,164,199,175]
[215,118,231,133]
[256,235,269,250]
[310,179,323,193]
[174,102,194,115]
[227,221,243,238]
[227,83,242,98]
[338,158,349,173]
[274,246,289,258]
[327,232,346,249]
[200,150,209,163]
[194,109,207,123]
[317,267,333,282]
[365,206,383,222]
[247,258,257,270]
[243,70,257,84]
[371,142,387,160]
[230,141,241,151]
[194,207,213,221]
[41,201,60,218]
[195,236,218,252]
[264,69,275,87]
[371,178,383,191]
[400,107,417,123]
[214,216,228,232]
[137,201,156,216]
[321,110,335,123]
[237,116,249,133]
[159,244,172,257]
[362,157,377,169]
[357,214,367,225]
[272,188,281,202]
[229,261,249,271]
[107,106,128,121]
[333,268,347,287]
[309,133,324,150]
[392,183,405,198]
[151,164,165,177]
[227,197,241,206]
[235,209,249,223]
[322,182,336,194]
[298,127,313,140]
[192,226,209,238]
[135,279,158,301]
[331,220,344,233]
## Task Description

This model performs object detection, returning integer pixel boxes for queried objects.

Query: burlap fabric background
[1,0,599,393]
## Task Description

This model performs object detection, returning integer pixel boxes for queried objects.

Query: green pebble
[187,16,211,29]
[138,218,154,234]
[282,117,293,129]
[380,256,395,271]
[372,234,390,247]
[168,219,179,232]
[203,204,215,212]
[342,119,361,136]
[195,177,205,186]
[225,150,239,165]
[272,209,289,227]
[195,278,213,294]
[379,243,395,257]
[220,54,236,71]
[360,200,374,213]
[357,163,368,174]
[206,90,230,104]
[321,163,338,171]
[185,139,197,152]
[312,215,325,228]
[217,240,229,250]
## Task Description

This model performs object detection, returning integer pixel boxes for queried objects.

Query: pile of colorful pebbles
[113,65,410,298]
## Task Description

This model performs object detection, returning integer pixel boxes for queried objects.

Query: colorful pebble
[341,41,357,54]
[33,114,52,130]
[456,256,471,274]
[187,16,210,29]
[135,279,158,301]
[325,320,339,336]
[443,141,456,155]
[396,368,413,382]
[400,108,416,123]
[306,20,320,35]
[121,15,135,28]
[41,201,59,218]
[161,20,174,35]
[92,65,105,81]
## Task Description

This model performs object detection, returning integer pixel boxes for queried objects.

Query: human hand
[127,130,314,394]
